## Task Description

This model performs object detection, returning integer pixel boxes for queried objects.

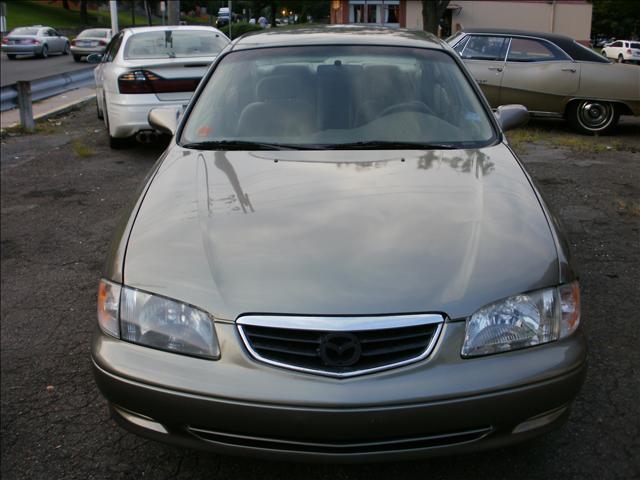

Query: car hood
[123,144,559,321]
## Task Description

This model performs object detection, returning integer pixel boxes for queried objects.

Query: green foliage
[592,0,640,38]
[218,22,263,38]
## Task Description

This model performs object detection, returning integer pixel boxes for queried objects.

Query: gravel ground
[1,106,639,480]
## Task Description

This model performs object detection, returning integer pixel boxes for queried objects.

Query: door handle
[562,68,577,73]
[488,67,503,72]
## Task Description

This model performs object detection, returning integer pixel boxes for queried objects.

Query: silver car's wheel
[63,42,70,55]
[40,44,48,58]
[569,100,618,135]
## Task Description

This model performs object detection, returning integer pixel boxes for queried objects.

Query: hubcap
[578,101,612,130]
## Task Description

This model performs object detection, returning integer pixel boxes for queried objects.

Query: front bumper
[92,321,587,461]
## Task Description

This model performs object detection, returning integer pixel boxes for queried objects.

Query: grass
[5,0,161,30]
[506,124,625,154]
[71,140,94,157]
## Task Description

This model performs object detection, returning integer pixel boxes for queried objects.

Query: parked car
[1,25,70,59]
[88,26,229,148]
[93,26,586,461]
[71,28,112,62]
[601,39,640,64]
[447,28,640,134]
[215,7,230,28]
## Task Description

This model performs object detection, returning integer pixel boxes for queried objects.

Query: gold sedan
[448,28,640,134]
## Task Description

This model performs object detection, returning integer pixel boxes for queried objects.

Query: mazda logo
[319,332,361,367]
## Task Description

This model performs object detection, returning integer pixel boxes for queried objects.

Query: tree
[422,0,450,36]
[80,0,88,24]
[592,0,640,39]
[62,0,70,9]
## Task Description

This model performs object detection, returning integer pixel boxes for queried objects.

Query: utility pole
[167,0,180,25]
[110,0,119,34]
[228,1,232,40]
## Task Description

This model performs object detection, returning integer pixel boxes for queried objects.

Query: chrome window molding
[454,33,574,63]
[237,314,444,378]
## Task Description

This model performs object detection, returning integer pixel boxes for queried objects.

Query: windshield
[631,42,640,49]
[78,29,109,38]
[181,46,496,149]
[11,27,39,36]
[124,30,228,59]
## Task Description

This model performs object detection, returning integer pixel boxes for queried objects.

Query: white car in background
[89,26,229,148]
[601,40,640,63]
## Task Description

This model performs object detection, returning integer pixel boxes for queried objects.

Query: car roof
[123,25,221,34]
[461,28,609,63]
[231,25,444,50]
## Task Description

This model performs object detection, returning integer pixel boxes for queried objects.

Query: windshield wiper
[181,140,311,151]
[323,141,460,150]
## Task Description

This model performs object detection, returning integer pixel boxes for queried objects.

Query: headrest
[257,75,304,101]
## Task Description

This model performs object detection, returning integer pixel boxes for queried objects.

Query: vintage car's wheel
[567,100,619,135]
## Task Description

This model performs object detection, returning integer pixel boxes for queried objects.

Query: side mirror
[148,107,181,136]
[495,104,529,132]
[86,53,103,64]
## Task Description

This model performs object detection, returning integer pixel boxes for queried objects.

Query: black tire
[63,42,70,55]
[73,54,82,62]
[567,100,619,135]
[39,44,48,58]
[617,54,624,63]
[104,103,131,149]
[601,50,607,57]
[7,54,16,60]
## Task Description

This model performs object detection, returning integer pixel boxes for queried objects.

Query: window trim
[505,36,569,63]
[452,33,574,63]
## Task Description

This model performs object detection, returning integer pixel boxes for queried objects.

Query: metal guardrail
[0,67,95,112]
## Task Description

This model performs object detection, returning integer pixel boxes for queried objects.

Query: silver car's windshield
[124,30,227,59]
[181,46,496,149]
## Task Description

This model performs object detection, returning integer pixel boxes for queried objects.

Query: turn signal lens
[97,279,121,338]
[559,281,580,337]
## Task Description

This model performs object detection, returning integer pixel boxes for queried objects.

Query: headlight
[97,279,220,359]
[462,282,580,358]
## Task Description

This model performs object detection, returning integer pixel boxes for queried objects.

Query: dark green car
[92,26,586,462]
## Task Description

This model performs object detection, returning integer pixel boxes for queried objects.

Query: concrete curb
[1,93,96,130]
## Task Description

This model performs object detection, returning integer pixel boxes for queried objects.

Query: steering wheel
[379,101,435,118]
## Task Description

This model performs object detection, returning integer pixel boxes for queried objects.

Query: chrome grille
[237,314,443,377]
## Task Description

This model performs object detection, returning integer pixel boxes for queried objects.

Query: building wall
[451,1,592,42]
[332,1,592,43]
[405,0,422,30]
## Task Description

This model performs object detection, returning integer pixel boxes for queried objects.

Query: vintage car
[447,28,640,134]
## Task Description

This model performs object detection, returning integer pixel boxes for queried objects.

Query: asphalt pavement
[1,52,93,86]
[1,106,639,479]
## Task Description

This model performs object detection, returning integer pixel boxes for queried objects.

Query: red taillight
[627,49,632,53]
[1,37,8,45]
[99,40,107,46]
[118,69,200,94]
[71,39,76,46]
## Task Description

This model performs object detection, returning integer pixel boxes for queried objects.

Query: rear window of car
[124,30,228,59]
[11,27,39,35]
[78,29,109,38]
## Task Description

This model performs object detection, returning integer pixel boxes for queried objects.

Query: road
[1,106,639,479]
[0,52,93,86]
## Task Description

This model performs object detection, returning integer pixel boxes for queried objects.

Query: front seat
[236,75,315,139]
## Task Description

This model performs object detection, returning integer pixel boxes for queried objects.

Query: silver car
[71,28,112,62]
[1,25,70,59]
[92,26,586,462]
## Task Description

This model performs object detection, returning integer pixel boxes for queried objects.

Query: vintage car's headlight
[97,279,220,359]
[462,282,580,358]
